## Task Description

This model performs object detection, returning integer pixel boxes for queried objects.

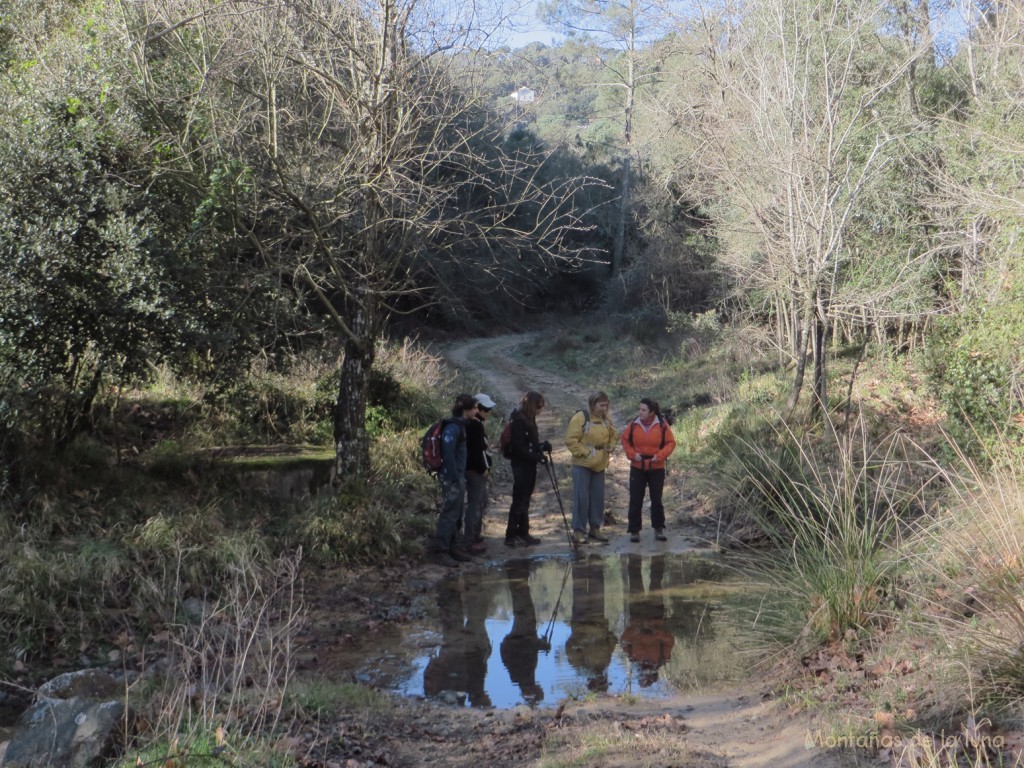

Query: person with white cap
[462,392,496,554]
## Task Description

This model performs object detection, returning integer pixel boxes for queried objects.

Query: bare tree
[126,0,592,480]
[926,0,1024,303]
[677,0,921,415]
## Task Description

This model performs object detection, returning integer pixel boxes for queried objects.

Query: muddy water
[354,553,762,709]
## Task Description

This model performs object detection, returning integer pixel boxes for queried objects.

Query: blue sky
[500,1,560,48]
[504,21,558,48]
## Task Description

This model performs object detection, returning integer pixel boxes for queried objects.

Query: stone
[3,697,127,768]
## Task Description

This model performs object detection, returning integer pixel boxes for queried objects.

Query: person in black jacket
[499,559,549,705]
[504,390,551,547]
[462,392,496,554]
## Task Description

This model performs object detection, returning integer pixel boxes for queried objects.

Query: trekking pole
[543,560,573,645]
[545,450,578,553]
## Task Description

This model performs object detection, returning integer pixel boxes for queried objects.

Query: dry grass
[540,712,724,768]
[900,435,1024,726]
[709,411,931,644]
[120,550,304,764]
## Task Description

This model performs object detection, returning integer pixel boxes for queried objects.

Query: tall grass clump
[0,497,278,668]
[289,415,437,565]
[906,436,1024,723]
[0,500,142,660]
[296,492,408,565]
[371,337,452,431]
[709,412,927,644]
[119,551,303,765]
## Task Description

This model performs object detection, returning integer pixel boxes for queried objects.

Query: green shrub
[736,370,785,406]
[927,262,1024,456]
[295,494,406,565]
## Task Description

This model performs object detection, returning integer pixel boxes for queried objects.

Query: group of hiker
[427,390,677,567]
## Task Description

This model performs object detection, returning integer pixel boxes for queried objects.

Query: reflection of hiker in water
[566,554,616,692]
[621,554,675,687]
[423,576,492,707]
[500,559,550,705]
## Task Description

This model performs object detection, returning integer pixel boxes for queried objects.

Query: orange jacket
[621,621,675,668]
[621,416,676,470]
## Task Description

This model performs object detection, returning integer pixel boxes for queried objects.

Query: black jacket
[465,415,491,473]
[508,408,545,464]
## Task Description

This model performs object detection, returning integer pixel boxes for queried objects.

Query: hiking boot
[572,530,588,545]
[629,532,640,543]
[655,529,668,542]
[504,537,518,548]
[449,547,473,562]
[518,534,541,546]
[430,550,460,567]
[588,528,609,543]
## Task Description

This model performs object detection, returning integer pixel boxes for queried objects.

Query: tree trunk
[333,271,377,484]
[334,329,374,485]
[811,315,827,419]
[612,31,636,278]
[613,154,630,278]
[787,312,810,412]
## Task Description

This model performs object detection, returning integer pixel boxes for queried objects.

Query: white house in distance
[510,86,536,103]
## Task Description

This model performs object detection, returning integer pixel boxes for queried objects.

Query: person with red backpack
[428,393,479,567]
[620,397,676,543]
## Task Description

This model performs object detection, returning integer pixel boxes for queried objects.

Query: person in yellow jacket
[621,397,676,542]
[565,391,617,545]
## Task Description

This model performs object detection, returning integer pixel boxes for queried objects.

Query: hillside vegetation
[3,0,1024,764]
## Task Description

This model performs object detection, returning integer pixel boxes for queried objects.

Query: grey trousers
[571,465,605,533]
[463,470,488,546]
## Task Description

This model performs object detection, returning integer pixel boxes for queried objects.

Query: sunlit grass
[889,726,1024,768]
[288,679,394,716]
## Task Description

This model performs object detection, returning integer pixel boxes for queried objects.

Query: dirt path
[432,334,863,768]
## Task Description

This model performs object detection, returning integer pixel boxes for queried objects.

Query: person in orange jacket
[620,398,676,542]
[621,553,675,687]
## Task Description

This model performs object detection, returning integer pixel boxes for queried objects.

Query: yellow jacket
[565,410,617,472]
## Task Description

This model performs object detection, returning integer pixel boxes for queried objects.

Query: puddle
[356,553,762,708]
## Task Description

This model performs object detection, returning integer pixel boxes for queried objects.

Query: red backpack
[420,419,450,474]
[498,420,513,459]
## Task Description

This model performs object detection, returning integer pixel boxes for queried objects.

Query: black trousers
[627,466,666,532]
[506,460,538,538]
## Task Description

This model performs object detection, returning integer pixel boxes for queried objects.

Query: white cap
[474,393,497,409]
